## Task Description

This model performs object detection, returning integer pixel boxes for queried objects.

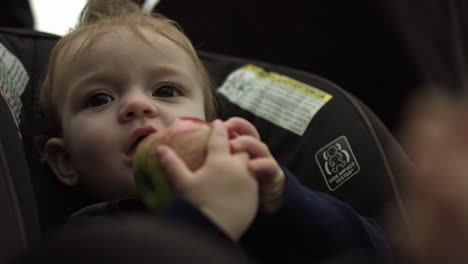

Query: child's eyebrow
[72,72,118,90]
[145,64,192,76]
[70,64,197,93]
[144,64,198,86]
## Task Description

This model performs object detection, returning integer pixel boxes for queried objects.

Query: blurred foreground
[389,90,468,264]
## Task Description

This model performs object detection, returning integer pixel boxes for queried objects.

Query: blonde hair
[40,0,217,137]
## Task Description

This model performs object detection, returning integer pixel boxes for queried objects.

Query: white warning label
[0,42,29,136]
[218,64,332,135]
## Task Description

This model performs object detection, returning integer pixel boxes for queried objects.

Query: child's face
[46,28,206,200]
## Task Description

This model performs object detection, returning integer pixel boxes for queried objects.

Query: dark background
[0,0,34,28]
[155,0,424,133]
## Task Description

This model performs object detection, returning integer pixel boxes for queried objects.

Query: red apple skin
[133,117,212,211]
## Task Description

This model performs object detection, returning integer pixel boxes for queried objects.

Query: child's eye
[153,84,182,97]
[85,93,114,107]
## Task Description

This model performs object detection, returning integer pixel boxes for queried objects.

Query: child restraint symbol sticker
[315,136,360,191]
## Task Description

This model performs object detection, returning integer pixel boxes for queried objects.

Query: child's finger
[248,158,285,214]
[228,130,240,139]
[247,158,282,185]
[156,145,193,190]
[206,120,230,157]
[224,117,260,139]
[230,136,269,158]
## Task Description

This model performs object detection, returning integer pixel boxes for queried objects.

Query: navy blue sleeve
[159,196,241,249]
[241,168,393,264]
[65,197,251,262]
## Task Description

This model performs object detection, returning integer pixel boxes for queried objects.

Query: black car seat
[0,27,412,262]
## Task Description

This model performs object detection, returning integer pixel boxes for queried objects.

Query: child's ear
[45,138,80,187]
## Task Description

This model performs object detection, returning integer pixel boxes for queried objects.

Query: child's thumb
[156,145,193,191]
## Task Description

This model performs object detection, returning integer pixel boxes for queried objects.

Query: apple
[133,117,212,212]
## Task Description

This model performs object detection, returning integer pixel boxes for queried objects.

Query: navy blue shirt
[67,168,393,263]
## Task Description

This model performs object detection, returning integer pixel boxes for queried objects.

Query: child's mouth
[125,126,157,158]
[128,135,146,155]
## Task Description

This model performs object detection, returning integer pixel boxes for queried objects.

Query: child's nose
[118,97,157,122]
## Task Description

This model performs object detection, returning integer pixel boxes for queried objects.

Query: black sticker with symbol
[315,136,360,191]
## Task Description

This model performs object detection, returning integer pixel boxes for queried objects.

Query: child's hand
[224,117,285,215]
[155,120,259,241]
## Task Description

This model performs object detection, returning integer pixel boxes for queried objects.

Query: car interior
[0,24,414,262]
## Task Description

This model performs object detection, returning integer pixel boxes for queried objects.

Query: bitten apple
[133,117,212,212]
